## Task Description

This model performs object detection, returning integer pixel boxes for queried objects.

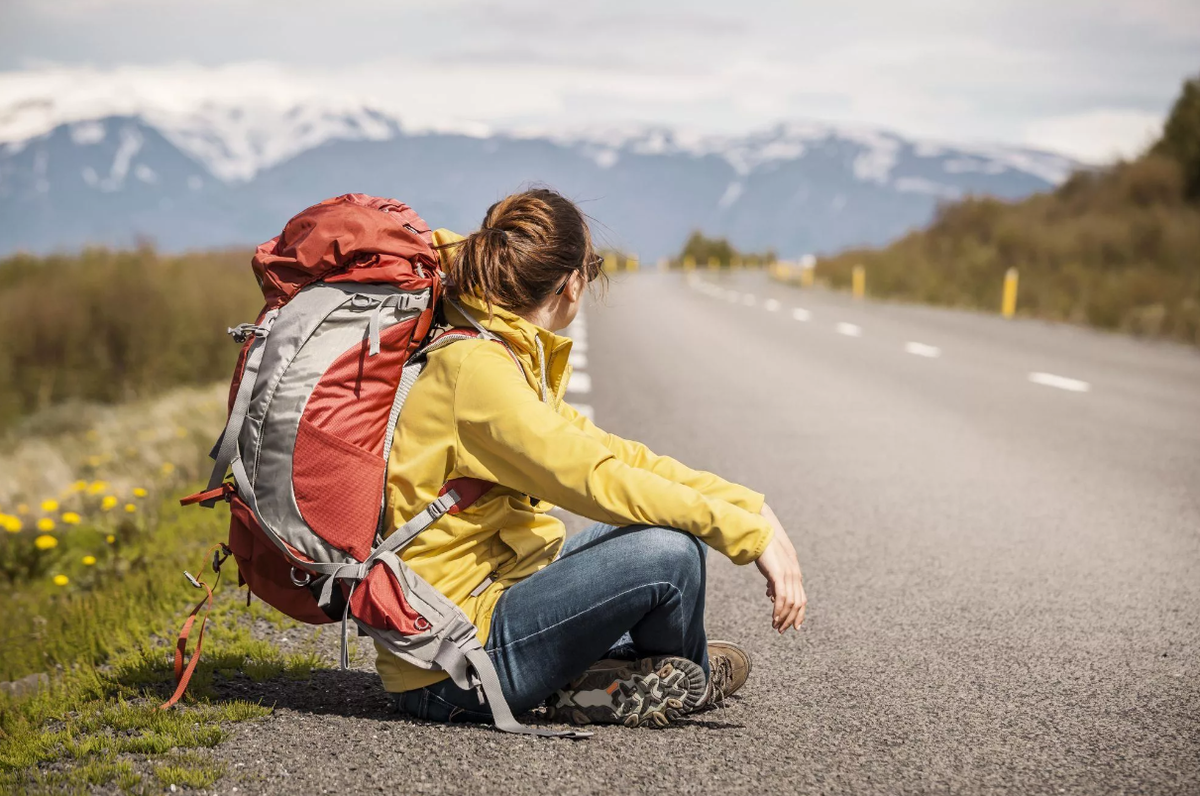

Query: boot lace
[707,654,734,708]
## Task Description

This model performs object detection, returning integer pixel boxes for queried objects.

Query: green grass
[0,484,329,792]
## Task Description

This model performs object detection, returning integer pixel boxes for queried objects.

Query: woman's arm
[451,346,773,565]
[559,401,765,514]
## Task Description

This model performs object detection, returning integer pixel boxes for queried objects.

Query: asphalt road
[216,271,1200,795]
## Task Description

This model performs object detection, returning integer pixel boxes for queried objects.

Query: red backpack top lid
[251,193,440,309]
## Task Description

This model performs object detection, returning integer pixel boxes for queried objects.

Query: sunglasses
[554,254,605,295]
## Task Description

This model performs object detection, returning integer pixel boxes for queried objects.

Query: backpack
[170,194,585,739]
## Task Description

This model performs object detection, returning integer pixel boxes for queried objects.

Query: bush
[0,246,261,430]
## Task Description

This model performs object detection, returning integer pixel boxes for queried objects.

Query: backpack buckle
[227,322,272,344]
[212,544,231,573]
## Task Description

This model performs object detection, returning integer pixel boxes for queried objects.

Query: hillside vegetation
[808,76,1200,346]
[0,246,260,431]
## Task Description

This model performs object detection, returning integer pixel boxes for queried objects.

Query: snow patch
[97,125,142,191]
[69,120,105,145]
[943,157,1006,175]
[717,181,744,209]
[589,148,619,169]
[134,163,157,184]
[844,129,901,183]
[893,177,962,199]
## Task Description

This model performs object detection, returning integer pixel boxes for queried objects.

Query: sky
[1,0,1197,163]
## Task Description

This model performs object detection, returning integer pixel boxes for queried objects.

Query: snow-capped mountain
[0,96,1077,259]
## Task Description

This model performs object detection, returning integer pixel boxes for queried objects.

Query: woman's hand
[754,503,807,633]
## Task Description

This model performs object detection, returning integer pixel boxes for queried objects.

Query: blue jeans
[392,522,710,723]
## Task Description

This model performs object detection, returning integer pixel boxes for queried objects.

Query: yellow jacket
[376,229,773,692]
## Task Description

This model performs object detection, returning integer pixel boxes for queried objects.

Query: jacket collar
[433,229,574,402]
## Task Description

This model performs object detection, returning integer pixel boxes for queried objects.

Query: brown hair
[439,187,605,313]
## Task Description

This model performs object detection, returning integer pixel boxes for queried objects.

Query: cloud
[0,0,1195,161]
[1022,109,1165,164]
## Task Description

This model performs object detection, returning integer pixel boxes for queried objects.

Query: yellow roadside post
[801,266,815,288]
[683,255,696,272]
[707,256,719,271]
[1002,267,1019,319]
[852,264,865,299]
[626,254,639,272]
[603,253,617,273]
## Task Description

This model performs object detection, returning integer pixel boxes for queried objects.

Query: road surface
[216,270,1200,795]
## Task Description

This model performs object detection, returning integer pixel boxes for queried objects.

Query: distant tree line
[676,232,777,266]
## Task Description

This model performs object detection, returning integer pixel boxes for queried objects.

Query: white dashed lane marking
[1028,372,1090,393]
[569,351,587,368]
[904,342,942,358]
[568,372,592,394]
[836,322,862,338]
[683,276,1096,392]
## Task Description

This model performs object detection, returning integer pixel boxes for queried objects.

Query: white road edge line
[569,352,588,368]
[1028,372,1091,393]
[904,342,942,358]
[836,322,862,337]
[792,308,811,322]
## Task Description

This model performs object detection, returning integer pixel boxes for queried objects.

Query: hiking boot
[700,640,752,708]
[545,656,708,728]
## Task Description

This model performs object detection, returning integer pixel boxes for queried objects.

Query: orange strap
[159,544,227,710]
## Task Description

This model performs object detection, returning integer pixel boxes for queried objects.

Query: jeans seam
[489,580,682,654]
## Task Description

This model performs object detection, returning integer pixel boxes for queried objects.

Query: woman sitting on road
[383,187,807,728]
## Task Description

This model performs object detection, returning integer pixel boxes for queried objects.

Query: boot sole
[548,656,708,728]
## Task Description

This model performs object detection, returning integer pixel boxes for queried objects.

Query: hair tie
[483,227,509,242]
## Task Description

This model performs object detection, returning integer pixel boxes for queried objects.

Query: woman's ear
[564,270,586,304]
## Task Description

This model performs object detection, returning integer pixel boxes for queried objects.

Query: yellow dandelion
[105,534,116,544]
[82,555,97,566]
[37,517,55,532]
[61,512,82,525]
[100,496,118,511]
[52,574,69,586]
[175,426,189,438]
[132,487,148,498]
[35,534,58,550]
[86,455,104,468]
[71,480,87,493]
[41,499,58,513]
[160,462,176,475]
[17,503,29,514]
[124,503,137,514]
[87,481,108,495]
[2,514,22,533]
